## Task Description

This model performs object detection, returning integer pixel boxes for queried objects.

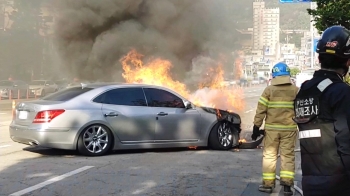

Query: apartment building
[253,0,280,56]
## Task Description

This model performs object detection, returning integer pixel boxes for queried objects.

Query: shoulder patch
[317,78,333,92]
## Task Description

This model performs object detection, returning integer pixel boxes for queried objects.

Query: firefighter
[252,62,299,195]
[294,25,350,196]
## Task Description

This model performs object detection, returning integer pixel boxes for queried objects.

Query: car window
[93,88,147,106]
[143,88,185,108]
[42,87,93,101]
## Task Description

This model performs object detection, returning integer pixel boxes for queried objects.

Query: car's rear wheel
[77,124,113,156]
[209,121,236,150]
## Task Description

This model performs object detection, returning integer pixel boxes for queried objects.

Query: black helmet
[317,25,350,59]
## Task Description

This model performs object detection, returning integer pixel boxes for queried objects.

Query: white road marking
[245,110,253,113]
[9,166,94,196]
[0,145,11,148]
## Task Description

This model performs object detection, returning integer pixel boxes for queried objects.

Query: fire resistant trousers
[262,130,297,187]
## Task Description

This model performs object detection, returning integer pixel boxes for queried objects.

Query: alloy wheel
[218,123,233,147]
[83,125,109,154]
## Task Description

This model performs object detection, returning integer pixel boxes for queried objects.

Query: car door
[143,88,202,142]
[94,87,156,143]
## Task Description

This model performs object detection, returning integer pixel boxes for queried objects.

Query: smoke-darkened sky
[54,0,240,81]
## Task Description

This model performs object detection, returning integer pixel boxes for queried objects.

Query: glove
[251,125,260,141]
[259,129,265,136]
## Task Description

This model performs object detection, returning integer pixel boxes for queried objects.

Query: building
[253,0,280,56]
[236,28,253,54]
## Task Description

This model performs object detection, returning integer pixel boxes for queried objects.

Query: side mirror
[13,84,18,87]
[184,100,192,109]
[45,84,50,86]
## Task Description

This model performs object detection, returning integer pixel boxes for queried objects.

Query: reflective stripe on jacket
[254,76,299,131]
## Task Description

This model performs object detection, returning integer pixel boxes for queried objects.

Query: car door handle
[104,113,118,117]
[157,112,168,116]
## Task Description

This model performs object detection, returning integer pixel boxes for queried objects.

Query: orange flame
[120,49,245,112]
[239,139,247,143]
[121,49,189,97]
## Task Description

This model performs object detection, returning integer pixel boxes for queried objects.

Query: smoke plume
[54,0,240,81]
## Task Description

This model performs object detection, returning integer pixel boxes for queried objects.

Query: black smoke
[54,0,240,81]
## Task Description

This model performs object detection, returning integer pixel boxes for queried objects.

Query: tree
[290,67,300,77]
[0,0,45,80]
[307,0,350,33]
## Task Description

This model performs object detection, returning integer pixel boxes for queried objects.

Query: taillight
[33,110,65,123]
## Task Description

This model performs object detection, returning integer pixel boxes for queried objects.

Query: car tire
[208,121,236,150]
[77,124,113,156]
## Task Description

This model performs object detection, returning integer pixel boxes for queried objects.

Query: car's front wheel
[77,124,113,156]
[209,121,236,150]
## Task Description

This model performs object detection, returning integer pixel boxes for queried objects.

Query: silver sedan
[9,83,242,156]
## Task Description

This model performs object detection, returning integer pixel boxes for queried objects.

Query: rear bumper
[9,125,78,150]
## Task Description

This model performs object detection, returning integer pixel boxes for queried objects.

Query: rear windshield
[42,87,93,101]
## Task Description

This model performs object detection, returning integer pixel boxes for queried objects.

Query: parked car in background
[29,80,58,97]
[10,83,242,156]
[251,79,260,85]
[55,80,69,90]
[0,80,30,99]
[239,78,248,87]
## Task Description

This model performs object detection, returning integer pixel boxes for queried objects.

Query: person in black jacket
[294,25,350,196]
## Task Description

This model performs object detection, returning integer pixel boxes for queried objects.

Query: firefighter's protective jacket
[294,70,350,196]
[254,76,299,131]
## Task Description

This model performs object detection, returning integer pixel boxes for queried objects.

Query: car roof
[69,82,184,97]
[70,82,171,89]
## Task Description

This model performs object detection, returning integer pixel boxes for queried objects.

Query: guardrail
[0,89,39,111]
[0,89,40,101]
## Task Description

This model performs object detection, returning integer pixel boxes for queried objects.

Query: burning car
[10,83,244,156]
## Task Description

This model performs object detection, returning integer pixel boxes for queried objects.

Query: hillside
[232,0,310,30]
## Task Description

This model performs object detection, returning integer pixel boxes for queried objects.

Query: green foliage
[0,0,45,80]
[307,0,350,33]
[290,67,300,77]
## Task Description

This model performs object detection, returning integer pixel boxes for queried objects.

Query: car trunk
[14,100,63,126]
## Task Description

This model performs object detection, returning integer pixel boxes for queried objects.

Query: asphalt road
[0,85,302,196]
